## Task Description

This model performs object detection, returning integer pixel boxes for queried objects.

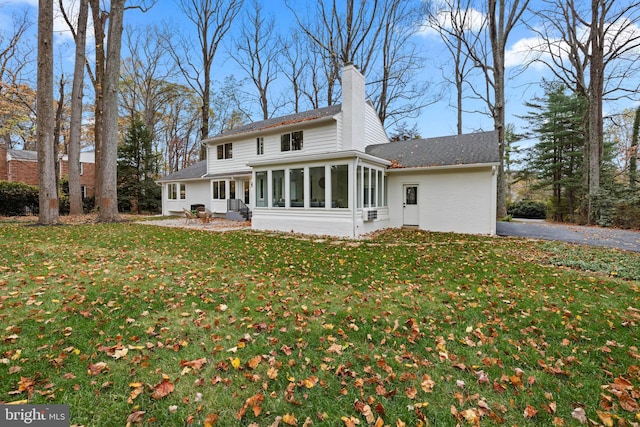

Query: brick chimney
[341,63,366,152]
[0,141,8,181]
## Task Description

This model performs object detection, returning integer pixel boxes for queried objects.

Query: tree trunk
[630,106,639,191]
[489,0,507,219]
[89,0,106,210]
[587,0,605,222]
[68,0,89,215]
[37,0,59,225]
[96,0,124,222]
[54,75,65,196]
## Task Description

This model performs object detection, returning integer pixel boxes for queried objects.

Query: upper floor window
[281,131,303,152]
[217,143,232,159]
[256,137,264,155]
[80,163,84,175]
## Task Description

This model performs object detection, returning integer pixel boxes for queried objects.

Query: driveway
[496,220,640,252]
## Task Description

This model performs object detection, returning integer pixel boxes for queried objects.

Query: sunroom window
[310,166,325,208]
[272,170,285,206]
[255,172,267,207]
[289,168,304,207]
[331,165,349,208]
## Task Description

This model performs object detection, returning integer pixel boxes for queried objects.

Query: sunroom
[248,151,391,237]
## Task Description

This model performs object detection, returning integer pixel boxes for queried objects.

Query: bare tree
[96,0,125,222]
[288,0,381,106]
[426,0,484,134]
[280,32,307,113]
[37,0,59,224]
[232,0,283,120]
[462,0,530,218]
[0,9,36,149]
[60,0,89,215]
[166,0,244,158]
[87,0,107,209]
[529,0,640,220]
[120,25,178,141]
[371,0,437,128]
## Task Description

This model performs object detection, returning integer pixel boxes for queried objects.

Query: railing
[227,199,251,220]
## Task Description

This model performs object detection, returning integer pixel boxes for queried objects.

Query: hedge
[0,181,39,216]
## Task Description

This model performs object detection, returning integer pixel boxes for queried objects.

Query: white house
[158,65,499,237]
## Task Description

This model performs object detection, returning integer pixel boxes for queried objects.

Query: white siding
[207,121,340,175]
[387,167,497,235]
[364,103,388,147]
[162,181,210,216]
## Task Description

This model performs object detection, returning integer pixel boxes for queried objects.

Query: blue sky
[2,0,639,142]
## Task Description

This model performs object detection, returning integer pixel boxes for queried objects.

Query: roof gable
[365,131,499,168]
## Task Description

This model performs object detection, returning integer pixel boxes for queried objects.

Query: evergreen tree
[522,81,586,222]
[117,116,161,213]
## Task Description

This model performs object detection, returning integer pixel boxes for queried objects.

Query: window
[256,137,264,155]
[272,170,285,206]
[289,168,304,207]
[281,131,303,152]
[168,184,177,200]
[217,143,232,159]
[180,183,186,199]
[310,166,325,208]
[255,172,267,207]
[357,166,386,208]
[331,165,349,208]
[212,180,226,199]
[81,186,87,199]
[357,166,362,208]
[80,163,84,175]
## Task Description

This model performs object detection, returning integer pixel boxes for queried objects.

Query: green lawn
[0,220,638,426]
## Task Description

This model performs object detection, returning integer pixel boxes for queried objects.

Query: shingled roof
[156,160,207,182]
[205,104,342,140]
[365,131,499,168]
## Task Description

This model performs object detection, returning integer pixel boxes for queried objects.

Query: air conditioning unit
[362,209,378,221]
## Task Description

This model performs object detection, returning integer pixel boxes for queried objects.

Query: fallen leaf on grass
[523,404,539,419]
[572,407,587,424]
[151,377,174,399]
[180,357,208,371]
[87,362,108,376]
[204,413,219,426]
[596,411,614,427]
[237,393,264,420]
[282,413,297,425]
[128,382,144,404]
[125,410,145,426]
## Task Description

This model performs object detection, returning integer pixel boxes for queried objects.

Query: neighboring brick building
[0,142,96,198]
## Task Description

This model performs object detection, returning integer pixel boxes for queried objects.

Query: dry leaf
[151,378,175,399]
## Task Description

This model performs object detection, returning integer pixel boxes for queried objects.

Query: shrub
[507,199,547,219]
[0,181,39,216]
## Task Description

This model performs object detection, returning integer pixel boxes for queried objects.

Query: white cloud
[418,5,485,38]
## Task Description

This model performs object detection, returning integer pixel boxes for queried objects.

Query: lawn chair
[198,207,213,223]
[183,208,197,224]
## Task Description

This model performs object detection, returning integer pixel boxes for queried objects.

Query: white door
[403,185,419,226]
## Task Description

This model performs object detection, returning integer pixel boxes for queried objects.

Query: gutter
[385,162,499,173]
[247,150,391,168]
